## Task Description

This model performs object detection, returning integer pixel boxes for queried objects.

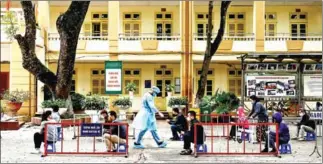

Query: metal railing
[265,33,322,41]
[193,33,255,41]
[118,33,181,41]
[48,33,109,41]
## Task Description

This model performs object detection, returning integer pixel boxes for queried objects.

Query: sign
[309,111,322,120]
[246,76,296,97]
[80,123,102,137]
[303,75,322,97]
[105,61,122,94]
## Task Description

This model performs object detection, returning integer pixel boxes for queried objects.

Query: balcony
[193,33,255,52]
[118,33,181,52]
[265,33,322,52]
[47,33,109,52]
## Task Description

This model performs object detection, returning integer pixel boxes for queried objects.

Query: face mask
[187,117,191,121]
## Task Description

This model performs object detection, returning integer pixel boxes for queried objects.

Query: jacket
[249,101,268,120]
[304,120,316,130]
[237,107,249,129]
[109,119,126,139]
[169,114,188,131]
[189,119,205,144]
[270,112,290,142]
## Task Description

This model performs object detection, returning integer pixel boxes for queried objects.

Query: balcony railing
[48,33,109,41]
[265,33,322,41]
[118,33,181,41]
[193,33,255,41]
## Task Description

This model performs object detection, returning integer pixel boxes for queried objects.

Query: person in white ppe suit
[132,86,167,149]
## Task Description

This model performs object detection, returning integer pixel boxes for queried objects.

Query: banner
[303,75,322,97]
[309,111,322,120]
[105,61,122,94]
[246,76,296,97]
[80,123,102,137]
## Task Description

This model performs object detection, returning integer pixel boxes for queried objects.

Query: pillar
[180,1,194,107]
[253,1,265,52]
[108,1,120,61]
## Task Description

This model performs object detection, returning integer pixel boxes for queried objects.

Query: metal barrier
[193,122,279,157]
[43,122,129,158]
[72,113,136,139]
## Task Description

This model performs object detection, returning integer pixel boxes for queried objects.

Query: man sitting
[100,110,110,132]
[180,111,205,155]
[298,112,316,141]
[104,111,126,152]
[292,110,310,140]
[262,112,290,152]
[166,108,188,141]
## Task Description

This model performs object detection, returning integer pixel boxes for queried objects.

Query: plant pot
[167,92,172,97]
[73,110,85,114]
[6,102,23,116]
[59,108,68,115]
[116,105,130,121]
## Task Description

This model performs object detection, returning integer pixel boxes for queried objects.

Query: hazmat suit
[132,86,167,149]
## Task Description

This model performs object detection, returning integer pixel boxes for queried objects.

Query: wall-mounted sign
[105,61,122,94]
[246,76,296,97]
[309,111,322,120]
[303,75,322,97]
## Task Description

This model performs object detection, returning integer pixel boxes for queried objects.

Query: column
[108,1,120,61]
[180,1,194,107]
[253,1,265,52]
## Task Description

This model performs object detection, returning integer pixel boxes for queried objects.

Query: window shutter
[102,22,108,36]
[84,23,91,36]
[237,24,244,36]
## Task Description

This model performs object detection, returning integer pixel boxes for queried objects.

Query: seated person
[292,110,310,140]
[104,111,126,152]
[180,111,205,155]
[262,112,290,152]
[229,106,249,140]
[100,110,110,132]
[298,113,316,141]
[31,111,57,154]
[166,108,188,141]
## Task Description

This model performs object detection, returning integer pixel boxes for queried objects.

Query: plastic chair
[279,143,292,154]
[241,132,250,142]
[46,143,56,153]
[180,134,184,141]
[196,144,207,153]
[57,127,63,141]
[305,132,316,141]
[116,144,127,153]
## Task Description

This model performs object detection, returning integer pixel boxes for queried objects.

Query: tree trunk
[195,1,231,106]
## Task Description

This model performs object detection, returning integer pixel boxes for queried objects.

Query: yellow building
[1,1,322,118]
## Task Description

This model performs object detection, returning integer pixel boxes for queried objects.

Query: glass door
[155,79,172,111]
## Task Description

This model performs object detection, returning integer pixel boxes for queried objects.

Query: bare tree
[14,1,90,99]
[195,1,231,105]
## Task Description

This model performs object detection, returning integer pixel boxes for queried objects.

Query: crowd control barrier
[43,122,129,158]
[193,122,279,158]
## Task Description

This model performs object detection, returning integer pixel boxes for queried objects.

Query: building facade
[1,1,322,117]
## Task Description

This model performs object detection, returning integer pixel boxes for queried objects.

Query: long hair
[41,111,52,122]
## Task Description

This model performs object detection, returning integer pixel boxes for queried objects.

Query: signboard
[105,61,122,94]
[309,111,322,120]
[80,123,102,137]
[303,75,322,97]
[246,76,296,97]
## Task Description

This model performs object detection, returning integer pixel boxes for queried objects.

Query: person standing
[248,95,269,142]
[132,86,167,149]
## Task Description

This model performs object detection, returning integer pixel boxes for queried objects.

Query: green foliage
[82,95,108,110]
[125,82,137,92]
[1,89,30,103]
[41,99,66,108]
[112,97,132,108]
[71,93,86,111]
[168,97,188,107]
[2,11,19,41]
[165,84,175,92]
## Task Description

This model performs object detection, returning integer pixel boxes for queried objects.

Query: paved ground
[1,121,322,163]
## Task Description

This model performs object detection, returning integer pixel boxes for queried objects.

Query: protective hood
[152,86,160,94]
[272,112,282,123]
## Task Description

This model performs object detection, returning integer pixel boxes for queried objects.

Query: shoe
[298,138,305,141]
[180,149,192,155]
[133,142,145,149]
[261,148,269,153]
[158,142,167,148]
[170,137,180,141]
[291,137,298,140]
[270,149,276,153]
[31,149,41,154]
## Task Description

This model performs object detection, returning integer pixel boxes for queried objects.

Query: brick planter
[0,121,23,130]
[61,119,81,127]
[31,117,42,125]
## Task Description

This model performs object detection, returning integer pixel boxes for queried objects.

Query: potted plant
[112,96,132,120]
[125,82,137,97]
[168,96,188,113]
[1,90,29,116]
[82,95,108,115]
[166,84,175,97]
[71,93,86,114]
[41,99,67,115]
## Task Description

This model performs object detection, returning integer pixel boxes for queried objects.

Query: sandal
[180,149,192,155]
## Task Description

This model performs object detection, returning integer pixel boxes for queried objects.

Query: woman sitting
[228,106,249,140]
[31,111,57,154]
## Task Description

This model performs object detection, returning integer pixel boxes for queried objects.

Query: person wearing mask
[292,110,310,140]
[248,95,268,142]
[316,102,322,111]
[51,105,61,123]
[132,86,167,149]
[297,112,316,141]
[167,108,188,141]
[229,106,249,140]
[31,111,57,154]
[180,111,205,155]
[100,110,110,132]
[104,111,126,152]
[262,112,290,152]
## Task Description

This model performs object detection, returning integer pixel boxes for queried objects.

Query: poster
[105,61,122,94]
[309,111,322,120]
[303,75,322,97]
[80,123,102,137]
[246,76,296,97]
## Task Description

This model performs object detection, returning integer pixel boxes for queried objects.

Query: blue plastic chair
[57,127,62,141]
[305,132,316,141]
[279,143,292,154]
[241,132,250,142]
[46,143,56,153]
[116,144,127,153]
[196,144,207,153]
[180,134,184,141]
